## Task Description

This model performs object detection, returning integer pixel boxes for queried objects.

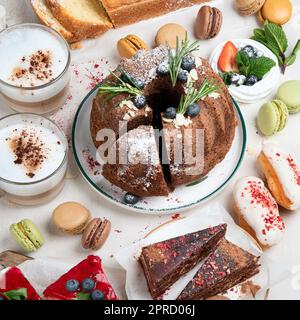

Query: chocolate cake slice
[177,239,260,300]
[139,224,227,299]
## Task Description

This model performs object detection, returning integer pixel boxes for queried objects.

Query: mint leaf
[286,40,300,66]
[235,51,251,77]
[249,56,276,78]
[74,292,91,300]
[264,23,288,55]
[3,288,27,300]
[219,72,233,86]
[250,22,300,73]
[252,28,267,43]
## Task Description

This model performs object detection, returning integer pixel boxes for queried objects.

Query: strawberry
[218,41,238,72]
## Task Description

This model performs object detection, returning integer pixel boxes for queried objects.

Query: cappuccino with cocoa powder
[0,24,70,114]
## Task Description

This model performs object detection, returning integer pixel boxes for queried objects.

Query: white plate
[72,86,246,214]
[114,204,289,300]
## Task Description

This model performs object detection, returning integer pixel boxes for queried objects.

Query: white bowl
[209,39,281,104]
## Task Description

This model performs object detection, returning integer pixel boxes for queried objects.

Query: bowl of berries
[210,39,281,104]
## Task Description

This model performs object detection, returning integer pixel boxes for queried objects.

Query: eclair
[233,176,285,249]
[258,143,300,210]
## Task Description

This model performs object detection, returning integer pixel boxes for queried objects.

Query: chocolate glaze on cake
[177,239,260,300]
[139,224,227,299]
[90,46,237,197]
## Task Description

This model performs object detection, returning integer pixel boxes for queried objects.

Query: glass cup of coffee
[0,23,71,114]
[0,113,68,206]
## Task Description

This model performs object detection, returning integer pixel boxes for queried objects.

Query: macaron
[258,0,292,25]
[81,218,111,251]
[235,0,265,16]
[155,23,187,49]
[10,219,44,253]
[117,34,148,59]
[195,5,223,40]
[52,202,91,235]
[277,80,300,114]
[257,99,289,136]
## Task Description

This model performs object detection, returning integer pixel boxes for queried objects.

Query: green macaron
[257,99,289,136]
[10,219,44,253]
[277,80,300,114]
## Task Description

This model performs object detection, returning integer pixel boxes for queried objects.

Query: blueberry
[241,45,256,59]
[178,70,189,83]
[0,296,5,300]
[187,104,200,117]
[134,78,145,90]
[228,73,246,86]
[65,279,80,292]
[133,95,147,109]
[244,75,258,86]
[164,107,177,119]
[91,290,105,300]
[181,56,196,72]
[124,193,140,205]
[82,278,96,292]
[157,63,169,76]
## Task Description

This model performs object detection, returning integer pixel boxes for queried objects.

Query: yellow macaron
[117,35,148,59]
[52,202,91,235]
[155,23,187,49]
[258,0,292,25]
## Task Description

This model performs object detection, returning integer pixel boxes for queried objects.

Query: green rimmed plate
[72,86,246,214]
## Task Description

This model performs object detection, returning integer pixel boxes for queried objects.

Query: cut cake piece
[43,255,118,300]
[31,0,80,43]
[102,125,171,197]
[46,0,113,39]
[139,224,227,299]
[0,267,41,300]
[177,239,260,300]
[101,0,210,27]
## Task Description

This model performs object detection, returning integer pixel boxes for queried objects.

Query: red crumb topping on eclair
[243,180,285,237]
[287,156,300,186]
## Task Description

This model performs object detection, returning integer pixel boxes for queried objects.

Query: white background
[1,0,300,299]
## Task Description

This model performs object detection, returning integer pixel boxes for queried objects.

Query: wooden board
[0,251,33,269]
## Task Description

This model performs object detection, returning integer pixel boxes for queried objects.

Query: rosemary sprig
[97,71,142,102]
[168,34,200,87]
[177,79,219,115]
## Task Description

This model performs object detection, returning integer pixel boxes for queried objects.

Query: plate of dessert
[0,255,118,300]
[114,204,288,300]
[72,39,246,214]
[210,38,281,104]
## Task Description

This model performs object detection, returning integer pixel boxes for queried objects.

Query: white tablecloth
[1,0,300,299]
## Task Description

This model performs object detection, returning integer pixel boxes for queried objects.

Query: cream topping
[209,39,280,104]
[262,143,300,210]
[234,176,285,246]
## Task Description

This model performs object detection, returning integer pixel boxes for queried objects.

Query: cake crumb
[241,281,261,298]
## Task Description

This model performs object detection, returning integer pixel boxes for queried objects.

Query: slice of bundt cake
[102,126,170,197]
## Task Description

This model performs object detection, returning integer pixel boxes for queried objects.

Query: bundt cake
[90,40,237,198]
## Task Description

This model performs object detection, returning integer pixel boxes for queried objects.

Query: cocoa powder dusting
[7,129,48,178]
[9,50,54,86]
